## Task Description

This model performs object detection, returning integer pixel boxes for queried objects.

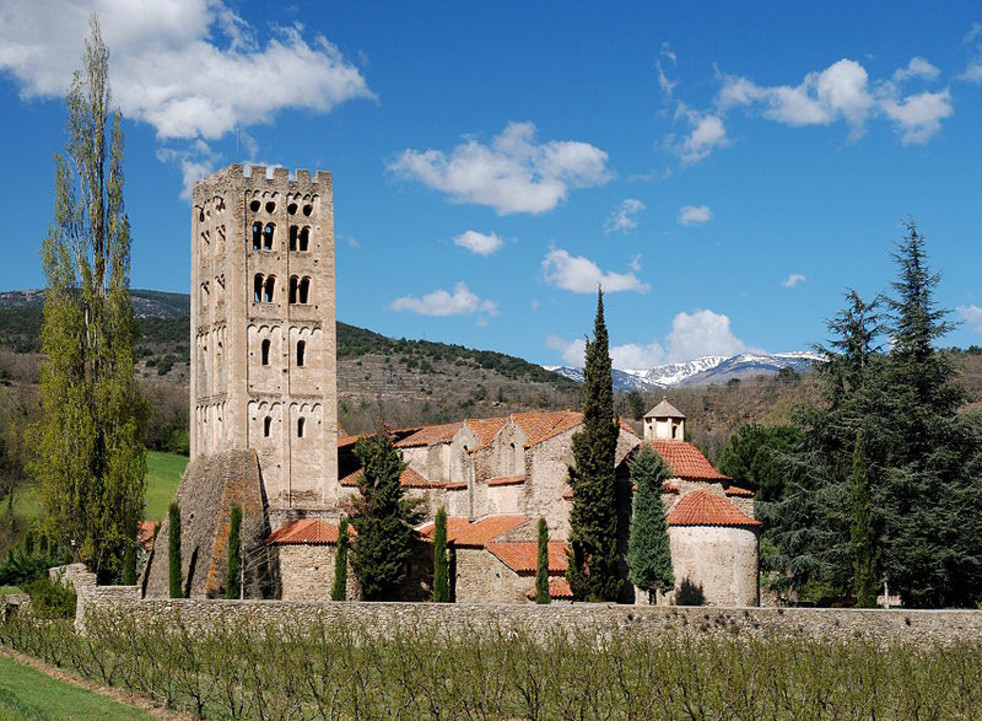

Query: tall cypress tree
[627,446,675,603]
[350,435,423,601]
[225,504,242,599]
[29,15,146,580]
[331,516,349,601]
[566,290,624,601]
[168,502,182,599]
[535,518,551,604]
[432,506,450,602]
[850,431,879,608]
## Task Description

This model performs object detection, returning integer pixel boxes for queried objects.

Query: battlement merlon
[191,164,333,205]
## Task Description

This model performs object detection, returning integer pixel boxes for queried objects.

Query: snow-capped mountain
[545,351,823,392]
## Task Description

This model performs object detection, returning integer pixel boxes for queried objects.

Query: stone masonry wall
[75,586,982,646]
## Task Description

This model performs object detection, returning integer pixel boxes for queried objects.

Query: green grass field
[144,451,188,521]
[0,655,154,720]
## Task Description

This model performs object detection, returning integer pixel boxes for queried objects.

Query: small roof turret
[644,396,686,420]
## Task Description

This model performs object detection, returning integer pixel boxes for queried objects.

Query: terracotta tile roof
[394,422,463,448]
[663,482,680,495]
[464,417,509,450]
[645,440,732,481]
[444,482,468,491]
[724,485,755,498]
[339,465,438,489]
[665,489,761,528]
[488,475,525,487]
[267,518,356,545]
[486,541,569,573]
[136,521,159,552]
[338,434,362,448]
[526,577,574,600]
[418,515,530,547]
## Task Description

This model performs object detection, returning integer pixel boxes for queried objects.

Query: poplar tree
[168,502,182,599]
[432,506,450,602]
[627,446,675,603]
[30,16,145,580]
[850,431,878,608]
[535,517,551,604]
[350,435,423,601]
[331,516,349,601]
[225,504,242,599]
[566,290,624,601]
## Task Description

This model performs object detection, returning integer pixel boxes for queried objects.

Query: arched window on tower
[297,417,306,438]
[289,225,298,251]
[296,340,306,367]
[299,277,311,304]
[252,222,262,251]
[289,276,298,304]
[263,416,272,437]
[263,275,276,303]
[253,274,263,302]
[261,339,271,366]
[299,227,310,252]
[263,223,275,251]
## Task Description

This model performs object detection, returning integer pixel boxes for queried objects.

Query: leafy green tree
[716,424,802,502]
[850,431,879,608]
[29,16,146,580]
[566,290,624,602]
[535,518,551,604]
[168,502,182,599]
[331,516,349,601]
[350,435,423,601]
[225,504,242,599]
[627,447,675,602]
[624,390,645,421]
[122,520,137,586]
[432,506,450,602]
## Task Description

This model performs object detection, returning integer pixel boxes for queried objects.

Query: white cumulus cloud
[667,103,729,164]
[542,248,650,294]
[547,335,666,369]
[389,122,612,215]
[453,230,503,256]
[389,282,498,317]
[959,23,982,83]
[605,199,646,234]
[781,273,806,288]
[678,204,712,226]
[957,304,982,334]
[665,309,746,362]
[0,0,374,141]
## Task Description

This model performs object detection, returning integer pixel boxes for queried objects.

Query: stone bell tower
[643,397,686,441]
[190,164,339,512]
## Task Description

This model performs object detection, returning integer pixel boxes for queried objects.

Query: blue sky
[1,1,981,368]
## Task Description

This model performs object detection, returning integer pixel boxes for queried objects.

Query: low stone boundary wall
[73,586,982,646]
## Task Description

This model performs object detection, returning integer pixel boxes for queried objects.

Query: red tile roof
[724,485,755,498]
[394,422,463,448]
[486,541,569,573]
[488,475,526,487]
[465,417,509,450]
[338,434,362,448]
[526,577,574,600]
[267,518,356,545]
[665,489,761,528]
[136,521,159,552]
[444,482,468,491]
[339,465,437,489]
[418,515,530,547]
[645,440,732,481]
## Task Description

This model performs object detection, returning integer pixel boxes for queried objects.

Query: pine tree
[535,517,551,604]
[225,504,242,599]
[627,447,675,603]
[432,506,450,602]
[350,435,424,601]
[331,516,349,601]
[566,289,624,601]
[168,502,182,599]
[29,15,146,580]
[850,431,879,608]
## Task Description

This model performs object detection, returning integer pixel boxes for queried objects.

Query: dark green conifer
[122,520,137,586]
[627,447,675,602]
[566,289,624,601]
[432,506,450,602]
[225,504,242,599]
[331,516,349,601]
[850,431,879,608]
[535,518,551,604]
[168,502,182,599]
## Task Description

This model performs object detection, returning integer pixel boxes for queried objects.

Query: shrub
[22,574,76,619]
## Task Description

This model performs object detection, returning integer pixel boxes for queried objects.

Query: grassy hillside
[144,451,187,521]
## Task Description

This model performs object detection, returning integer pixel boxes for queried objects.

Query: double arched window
[251,222,262,251]
[289,276,311,305]
[253,274,276,303]
[251,222,276,251]
[288,225,311,252]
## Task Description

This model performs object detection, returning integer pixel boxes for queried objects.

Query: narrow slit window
[263,223,275,251]
[253,274,263,302]
[252,222,262,251]
[297,417,305,438]
[299,227,310,252]
[289,276,298,304]
[261,339,271,366]
[299,277,310,304]
[263,416,272,437]
[264,275,276,303]
[296,340,306,367]
[289,225,298,251]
